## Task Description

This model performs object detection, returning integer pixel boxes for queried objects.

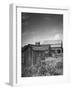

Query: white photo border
[10,4,70,86]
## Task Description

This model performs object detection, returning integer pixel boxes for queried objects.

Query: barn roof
[22,43,62,52]
[31,45,49,51]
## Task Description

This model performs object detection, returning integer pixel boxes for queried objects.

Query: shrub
[55,61,63,69]
[38,65,48,76]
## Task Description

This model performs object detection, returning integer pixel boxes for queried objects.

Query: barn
[22,41,63,68]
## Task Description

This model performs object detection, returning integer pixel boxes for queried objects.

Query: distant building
[22,41,63,68]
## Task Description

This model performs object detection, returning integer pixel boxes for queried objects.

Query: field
[22,56,63,77]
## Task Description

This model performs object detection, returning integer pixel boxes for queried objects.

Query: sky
[21,12,63,47]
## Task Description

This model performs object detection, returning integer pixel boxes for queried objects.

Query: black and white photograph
[21,12,63,77]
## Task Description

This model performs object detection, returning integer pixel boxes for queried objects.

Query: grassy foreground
[22,56,63,77]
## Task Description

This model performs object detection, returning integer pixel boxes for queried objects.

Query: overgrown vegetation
[22,57,63,77]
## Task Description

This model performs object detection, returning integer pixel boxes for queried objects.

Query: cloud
[54,33,63,40]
